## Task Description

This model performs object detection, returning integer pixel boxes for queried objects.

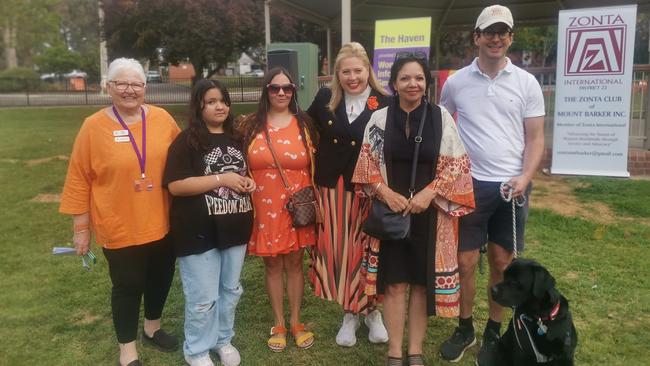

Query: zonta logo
[568,14,624,27]
[565,16,626,76]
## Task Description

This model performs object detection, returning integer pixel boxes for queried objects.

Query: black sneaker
[439,326,477,362]
[476,328,500,366]
[141,329,179,352]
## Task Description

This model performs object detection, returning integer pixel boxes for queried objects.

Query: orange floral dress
[247,117,316,256]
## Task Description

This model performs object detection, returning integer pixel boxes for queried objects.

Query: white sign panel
[551,5,637,177]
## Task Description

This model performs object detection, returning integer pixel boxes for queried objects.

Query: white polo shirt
[440,57,545,182]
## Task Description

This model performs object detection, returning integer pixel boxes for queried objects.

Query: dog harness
[512,302,560,363]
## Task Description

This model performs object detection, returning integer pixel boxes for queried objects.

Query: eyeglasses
[110,80,146,92]
[479,29,512,40]
[266,83,296,95]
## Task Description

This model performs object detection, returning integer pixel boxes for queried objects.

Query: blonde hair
[328,42,386,113]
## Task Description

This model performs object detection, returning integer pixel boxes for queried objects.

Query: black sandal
[406,354,425,366]
[386,356,404,366]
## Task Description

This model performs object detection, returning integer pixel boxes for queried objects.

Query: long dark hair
[388,55,432,97]
[240,67,317,148]
[187,79,239,153]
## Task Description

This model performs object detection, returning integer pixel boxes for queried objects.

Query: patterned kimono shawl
[352,103,475,317]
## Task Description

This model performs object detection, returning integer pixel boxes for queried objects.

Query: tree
[35,45,81,74]
[58,0,100,80]
[437,30,474,69]
[103,0,263,83]
[634,12,649,64]
[509,26,557,67]
[240,9,328,71]
[0,0,61,69]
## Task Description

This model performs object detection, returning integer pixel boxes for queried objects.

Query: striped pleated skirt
[308,176,381,315]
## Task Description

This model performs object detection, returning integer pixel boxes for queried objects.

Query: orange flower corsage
[366,96,379,111]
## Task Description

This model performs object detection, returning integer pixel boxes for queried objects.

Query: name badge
[114,136,130,143]
[113,130,129,136]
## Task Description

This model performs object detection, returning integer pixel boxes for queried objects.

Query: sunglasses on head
[395,51,428,61]
[266,83,296,95]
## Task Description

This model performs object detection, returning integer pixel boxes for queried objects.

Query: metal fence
[2,69,649,149]
[0,76,265,107]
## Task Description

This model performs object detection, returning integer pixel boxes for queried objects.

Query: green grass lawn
[0,105,649,365]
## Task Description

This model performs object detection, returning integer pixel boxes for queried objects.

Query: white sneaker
[184,353,215,366]
[215,344,241,366]
[365,309,389,343]
[336,313,360,347]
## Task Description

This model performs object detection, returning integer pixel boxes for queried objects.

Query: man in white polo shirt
[438,4,545,365]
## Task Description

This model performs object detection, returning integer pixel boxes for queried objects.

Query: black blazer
[307,87,389,191]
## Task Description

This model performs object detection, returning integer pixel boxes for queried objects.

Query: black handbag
[363,103,428,240]
[264,128,322,228]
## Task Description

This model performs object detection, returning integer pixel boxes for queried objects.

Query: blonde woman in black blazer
[307,42,390,347]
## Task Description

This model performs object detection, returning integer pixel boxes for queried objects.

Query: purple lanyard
[112,105,147,178]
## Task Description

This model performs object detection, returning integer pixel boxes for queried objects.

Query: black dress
[377,102,439,291]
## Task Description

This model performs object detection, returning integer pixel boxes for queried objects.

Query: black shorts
[458,178,531,253]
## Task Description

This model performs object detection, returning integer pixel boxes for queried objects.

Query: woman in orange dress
[241,67,318,352]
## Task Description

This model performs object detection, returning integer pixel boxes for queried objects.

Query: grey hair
[107,58,146,83]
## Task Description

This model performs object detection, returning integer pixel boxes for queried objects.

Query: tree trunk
[191,60,204,86]
[3,19,18,68]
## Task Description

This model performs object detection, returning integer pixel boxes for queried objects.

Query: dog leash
[499,182,526,259]
[478,181,527,274]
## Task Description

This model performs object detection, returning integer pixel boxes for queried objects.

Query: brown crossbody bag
[263,127,322,228]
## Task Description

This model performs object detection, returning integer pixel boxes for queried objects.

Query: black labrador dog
[490,259,577,366]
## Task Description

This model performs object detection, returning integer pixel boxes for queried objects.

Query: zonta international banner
[373,17,431,93]
[551,5,637,177]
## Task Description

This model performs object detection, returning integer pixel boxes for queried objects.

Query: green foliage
[57,0,100,81]
[104,0,262,82]
[0,0,98,81]
[509,26,557,66]
[0,0,62,67]
[35,46,82,74]
[0,67,39,79]
[0,67,39,91]
[634,13,649,64]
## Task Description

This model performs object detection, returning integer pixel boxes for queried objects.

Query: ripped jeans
[178,245,247,358]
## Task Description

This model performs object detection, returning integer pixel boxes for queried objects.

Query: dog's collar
[539,301,561,321]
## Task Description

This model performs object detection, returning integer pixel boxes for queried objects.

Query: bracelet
[74,223,89,232]
[215,174,221,183]
[374,182,382,192]
[74,229,89,234]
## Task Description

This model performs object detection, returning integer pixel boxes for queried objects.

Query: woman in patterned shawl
[351,54,474,366]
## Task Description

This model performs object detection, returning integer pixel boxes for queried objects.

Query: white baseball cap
[475,5,514,30]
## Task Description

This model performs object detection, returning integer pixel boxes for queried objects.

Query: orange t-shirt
[59,105,180,249]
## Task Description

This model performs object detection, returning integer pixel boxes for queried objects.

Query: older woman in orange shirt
[60,58,180,366]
